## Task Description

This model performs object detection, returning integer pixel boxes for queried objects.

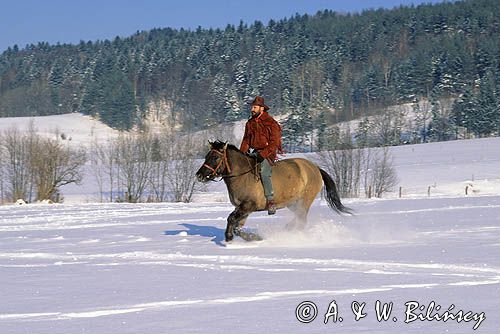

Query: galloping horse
[195,141,351,242]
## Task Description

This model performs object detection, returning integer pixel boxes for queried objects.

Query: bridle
[203,144,232,179]
[203,144,259,181]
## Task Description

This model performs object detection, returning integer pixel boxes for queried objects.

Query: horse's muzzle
[195,171,204,182]
[195,169,212,182]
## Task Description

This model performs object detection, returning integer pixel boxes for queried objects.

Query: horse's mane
[210,140,241,153]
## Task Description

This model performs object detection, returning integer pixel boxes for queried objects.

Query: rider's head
[250,96,269,117]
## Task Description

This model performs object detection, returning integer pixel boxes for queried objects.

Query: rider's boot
[265,198,276,215]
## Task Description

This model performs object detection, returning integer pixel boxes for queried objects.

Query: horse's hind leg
[286,200,309,230]
[294,207,309,230]
[287,196,315,230]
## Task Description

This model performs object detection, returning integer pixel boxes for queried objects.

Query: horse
[195,140,351,242]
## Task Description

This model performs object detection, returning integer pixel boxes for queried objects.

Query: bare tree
[318,127,363,198]
[319,127,398,198]
[102,139,118,202]
[89,138,106,202]
[1,127,33,202]
[319,148,364,198]
[1,124,86,203]
[364,147,399,198]
[114,132,153,203]
[30,138,87,201]
[148,159,170,202]
[148,134,170,202]
[163,134,203,202]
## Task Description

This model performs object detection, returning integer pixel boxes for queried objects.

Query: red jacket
[240,111,282,161]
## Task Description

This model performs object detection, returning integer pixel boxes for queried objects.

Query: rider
[240,96,282,215]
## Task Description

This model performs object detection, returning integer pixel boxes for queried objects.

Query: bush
[318,127,398,198]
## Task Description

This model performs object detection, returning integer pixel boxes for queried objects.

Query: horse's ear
[223,143,228,150]
[207,140,212,148]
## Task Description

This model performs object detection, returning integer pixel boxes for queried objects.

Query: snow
[0,197,499,333]
[0,113,119,147]
[0,114,499,333]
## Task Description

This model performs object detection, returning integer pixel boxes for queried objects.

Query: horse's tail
[319,168,353,215]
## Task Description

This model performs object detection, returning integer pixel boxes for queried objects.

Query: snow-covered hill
[0,113,119,147]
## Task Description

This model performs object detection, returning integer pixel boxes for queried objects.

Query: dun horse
[196,141,351,242]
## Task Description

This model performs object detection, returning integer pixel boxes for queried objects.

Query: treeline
[89,130,204,204]
[0,0,499,142]
[0,124,216,204]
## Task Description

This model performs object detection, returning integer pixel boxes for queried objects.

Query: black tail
[319,168,353,215]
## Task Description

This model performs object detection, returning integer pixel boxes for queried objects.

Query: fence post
[427,186,431,197]
[465,185,468,195]
[399,186,402,198]
[368,186,372,199]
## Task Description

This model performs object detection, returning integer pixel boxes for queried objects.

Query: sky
[1,0,449,53]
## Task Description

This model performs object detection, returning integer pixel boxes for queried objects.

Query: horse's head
[196,141,231,182]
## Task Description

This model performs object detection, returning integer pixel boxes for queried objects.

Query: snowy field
[1,115,500,332]
[1,198,499,333]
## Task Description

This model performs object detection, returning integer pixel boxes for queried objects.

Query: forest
[0,0,498,151]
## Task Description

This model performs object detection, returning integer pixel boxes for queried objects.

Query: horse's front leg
[225,206,250,242]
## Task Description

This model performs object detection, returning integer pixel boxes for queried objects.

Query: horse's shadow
[164,223,225,246]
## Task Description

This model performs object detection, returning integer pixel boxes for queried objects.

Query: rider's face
[251,104,263,116]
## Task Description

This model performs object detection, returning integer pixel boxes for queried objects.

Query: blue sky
[1,0,448,53]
